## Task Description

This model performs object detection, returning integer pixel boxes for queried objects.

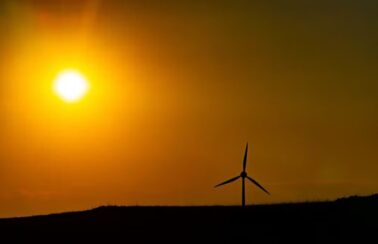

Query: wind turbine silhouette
[214,143,270,207]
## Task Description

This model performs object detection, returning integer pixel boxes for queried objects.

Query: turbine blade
[214,176,240,188]
[246,176,270,195]
[243,143,248,171]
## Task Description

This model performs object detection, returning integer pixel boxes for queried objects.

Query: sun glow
[54,70,89,102]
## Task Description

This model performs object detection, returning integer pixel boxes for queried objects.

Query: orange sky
[0,0,377,217]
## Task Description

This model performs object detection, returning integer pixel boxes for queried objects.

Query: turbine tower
[215,143,270,207]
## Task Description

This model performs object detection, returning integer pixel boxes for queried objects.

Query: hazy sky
[0,0,377,217]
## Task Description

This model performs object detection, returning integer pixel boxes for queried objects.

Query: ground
[0,195,377,243]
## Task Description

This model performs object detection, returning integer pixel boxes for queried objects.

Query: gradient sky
[0,0,377,217]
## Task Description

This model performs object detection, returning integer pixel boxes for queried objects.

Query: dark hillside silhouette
[0,194,377,243]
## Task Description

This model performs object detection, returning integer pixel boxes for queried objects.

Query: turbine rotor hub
[240,171,247,178]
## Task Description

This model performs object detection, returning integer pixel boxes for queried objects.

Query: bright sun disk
[54,70,89,102]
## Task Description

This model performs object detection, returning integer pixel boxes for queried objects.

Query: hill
[0,194,377,243]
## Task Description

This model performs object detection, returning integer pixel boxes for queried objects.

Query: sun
[53,70,89,102]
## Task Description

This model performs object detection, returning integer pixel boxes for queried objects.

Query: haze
[0,0,377,217]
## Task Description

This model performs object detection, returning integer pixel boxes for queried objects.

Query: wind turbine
[214,143,270,207]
